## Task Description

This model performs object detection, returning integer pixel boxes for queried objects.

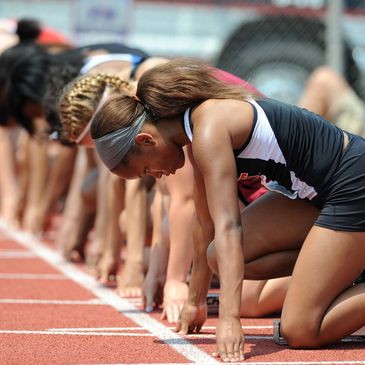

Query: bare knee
[307,66,339,89]
[280,315,323,348]
[206,241,218,275]
[306,66,348,98]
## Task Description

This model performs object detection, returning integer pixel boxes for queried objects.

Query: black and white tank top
[183,98,344,204]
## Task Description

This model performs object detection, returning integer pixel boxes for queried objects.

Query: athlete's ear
[135,132,156,146]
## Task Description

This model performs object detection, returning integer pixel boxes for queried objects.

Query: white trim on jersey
[79,54,140,75]
[245,100,318,200]
[184,108,193,142]
[183,101,318,201]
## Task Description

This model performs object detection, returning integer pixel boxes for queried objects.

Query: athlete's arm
[174,145,213,334]
[191,98,253,361]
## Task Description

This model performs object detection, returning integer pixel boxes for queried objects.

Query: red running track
[0,220,364,365]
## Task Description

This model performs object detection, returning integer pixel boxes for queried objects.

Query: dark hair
[16,18,41,43]
[90,94,144,139]
[0,44,50,133]
[43,62,84,139]
[0,43,85,135]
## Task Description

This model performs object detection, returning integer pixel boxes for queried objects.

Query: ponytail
[136,58,252,119]
[58,73,133,142]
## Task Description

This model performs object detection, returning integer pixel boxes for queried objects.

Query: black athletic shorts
[315,132,365,231]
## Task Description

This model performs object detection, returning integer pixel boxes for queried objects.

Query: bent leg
[242,192,319,279]
[240,277,290,317]
[207,192,318,318]
[207,192,319,280]
[281,227,365,348]
[207,192,318,278]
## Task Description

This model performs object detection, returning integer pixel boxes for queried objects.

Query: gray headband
[94,112,146,171]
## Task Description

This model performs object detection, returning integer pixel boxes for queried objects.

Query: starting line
[1,220,364,365]
[0,221,220,364]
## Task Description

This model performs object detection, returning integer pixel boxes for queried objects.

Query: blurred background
[1,0,365,103]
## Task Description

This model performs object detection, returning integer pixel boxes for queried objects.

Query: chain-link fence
[1,0,365,102]
[213,0,365,103]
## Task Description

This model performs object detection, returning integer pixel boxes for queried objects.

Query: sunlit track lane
[0,224,217,365]
[1,220,365,365]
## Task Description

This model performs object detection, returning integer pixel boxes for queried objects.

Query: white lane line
[0,250,36,258]
[0,298,105,305]
[0,221,219,365]
[46,325,273,331]
[0,329,270,340]
[48,327,149,331]
[0,273,67,280]
[0,330,152,336]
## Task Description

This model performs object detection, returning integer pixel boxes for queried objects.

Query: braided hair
[58,73,134,143]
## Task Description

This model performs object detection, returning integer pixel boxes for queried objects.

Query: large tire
[219,40,324,103]
[215,16,359,102]
[216,16,325,102]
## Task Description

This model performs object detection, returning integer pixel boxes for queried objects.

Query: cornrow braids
[58,73,134,143]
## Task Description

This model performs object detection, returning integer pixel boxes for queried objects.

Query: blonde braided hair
[58,73,134,143]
